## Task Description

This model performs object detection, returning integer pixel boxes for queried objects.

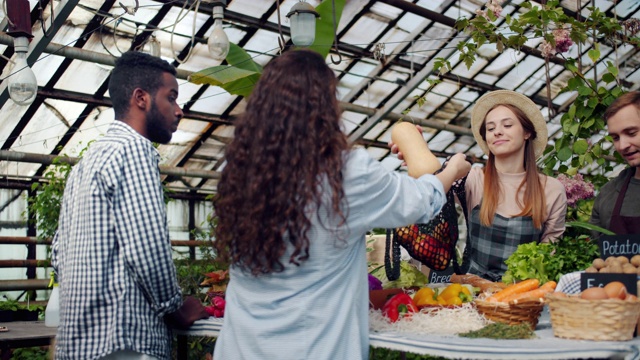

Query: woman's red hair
[479,104,546,229]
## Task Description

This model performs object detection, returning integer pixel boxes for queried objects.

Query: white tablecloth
[178,308,640,360]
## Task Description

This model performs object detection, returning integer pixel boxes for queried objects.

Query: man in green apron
[590,91,640,235]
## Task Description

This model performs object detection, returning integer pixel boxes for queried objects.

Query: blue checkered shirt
[52,121,183,360]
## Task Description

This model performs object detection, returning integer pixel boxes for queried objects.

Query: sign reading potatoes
[599,234,640,258]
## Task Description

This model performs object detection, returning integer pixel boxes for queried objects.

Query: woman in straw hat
[465,90,567,281]
[391,90,567,281]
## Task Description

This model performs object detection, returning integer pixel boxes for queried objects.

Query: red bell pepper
[382,293,418,322]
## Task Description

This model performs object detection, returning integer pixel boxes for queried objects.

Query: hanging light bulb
[8,36,37,106]
[207,5,229,61]
[140,33,161,57]
[286,1,319,47]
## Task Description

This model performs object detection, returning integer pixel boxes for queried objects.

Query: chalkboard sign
[599,234,640,259]
[429,265,454,284]
[580,272,638,296]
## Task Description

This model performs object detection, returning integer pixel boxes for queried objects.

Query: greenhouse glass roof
[0,0,638,195]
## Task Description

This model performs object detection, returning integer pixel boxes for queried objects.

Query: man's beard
[146,100,173,144]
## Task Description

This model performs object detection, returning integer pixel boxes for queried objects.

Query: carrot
[486,279,540,302]
[502,281,557,304]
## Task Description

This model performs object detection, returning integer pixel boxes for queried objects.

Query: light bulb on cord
[140,33,161,57]
[8,36,37,106]
[286,1,319,47]
[207,6,229,61]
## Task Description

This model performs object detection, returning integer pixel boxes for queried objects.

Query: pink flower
[557,174,595,207]
[487,0,503,18]
[539,40,555,58]
[623,18,640,35]
[552,29,573,53]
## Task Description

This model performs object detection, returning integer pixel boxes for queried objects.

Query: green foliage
[25,143,92,240]
[189,0,346,97]
[11,347,50,360]
[189,46,262,97]
[370,261,428,289]
[308,0,345,59]
[26,156,74,240]
[502,233,600,284]
[171,336,217,360]
[441,1,640,182]
[0,295,44,313]
[369,347,448,360]
[0,296,20,311]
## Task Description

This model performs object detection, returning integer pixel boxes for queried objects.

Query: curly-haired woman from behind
[212,49,470,360]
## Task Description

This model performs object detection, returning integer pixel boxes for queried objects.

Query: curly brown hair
[213,50,349,275]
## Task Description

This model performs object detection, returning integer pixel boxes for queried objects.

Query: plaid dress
[467,204,542,282]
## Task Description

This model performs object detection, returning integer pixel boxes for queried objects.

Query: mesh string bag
[385,157,471,280]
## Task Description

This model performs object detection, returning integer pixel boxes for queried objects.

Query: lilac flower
[623,18,640,35]
[476,0,503,20]
[487,0,503,18]
[557,173,595,207]
[552,29,573,53]
[539,40,555,58]
[539,27,573,58]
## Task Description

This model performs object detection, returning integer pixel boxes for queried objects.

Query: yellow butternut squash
[391,121,440,178]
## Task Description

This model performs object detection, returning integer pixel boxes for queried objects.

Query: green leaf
[606,62,619,77]
[569,122,580,136]
[592,143,602,156]
[308,0,345,59]
[573,139,589,155]
[566,221,615,236]
[189,66,261,98]
[602,73,616,84]
[566,167,578,176]
[582,117,595,129]
[226,43,263,73]
[578,85,592,96]
[557,147,572,161]
[588,48,600,63]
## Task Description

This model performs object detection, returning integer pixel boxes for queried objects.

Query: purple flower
[557,173,595,207]
[368,274,383,291]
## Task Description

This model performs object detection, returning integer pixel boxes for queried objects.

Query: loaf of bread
[450,273,508,293]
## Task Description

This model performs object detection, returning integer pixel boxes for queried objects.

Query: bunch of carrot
[485,279,557,304]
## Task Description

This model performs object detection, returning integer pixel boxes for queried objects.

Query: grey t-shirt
[590,167,640,234]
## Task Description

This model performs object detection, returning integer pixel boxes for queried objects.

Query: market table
[0,321,57,360]
[176,309,640,360]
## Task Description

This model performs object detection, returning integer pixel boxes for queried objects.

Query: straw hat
[471,90,548,159]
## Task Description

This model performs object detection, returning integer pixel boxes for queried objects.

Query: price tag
[580,272,638,296]
[599,234,640,259]
[429,265,454,284]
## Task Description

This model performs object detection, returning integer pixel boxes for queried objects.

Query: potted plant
[0,298,19,322]
[0,296,43,322]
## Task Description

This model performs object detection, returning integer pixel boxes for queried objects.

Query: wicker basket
[546,292,640,341]
[474,298,545,329]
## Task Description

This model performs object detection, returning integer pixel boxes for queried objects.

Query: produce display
[502,236,599,284]
[368,237,639,342]
[547,282,640,341]
[585,255,640,274]
[412,283,473,307]
[370,261,428,289]
[485,279,557,304]
[382,293,418,322]
[459,322,536,340]
[450,273,508,293]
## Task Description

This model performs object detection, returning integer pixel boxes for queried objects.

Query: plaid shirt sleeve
[115,138,182,318]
